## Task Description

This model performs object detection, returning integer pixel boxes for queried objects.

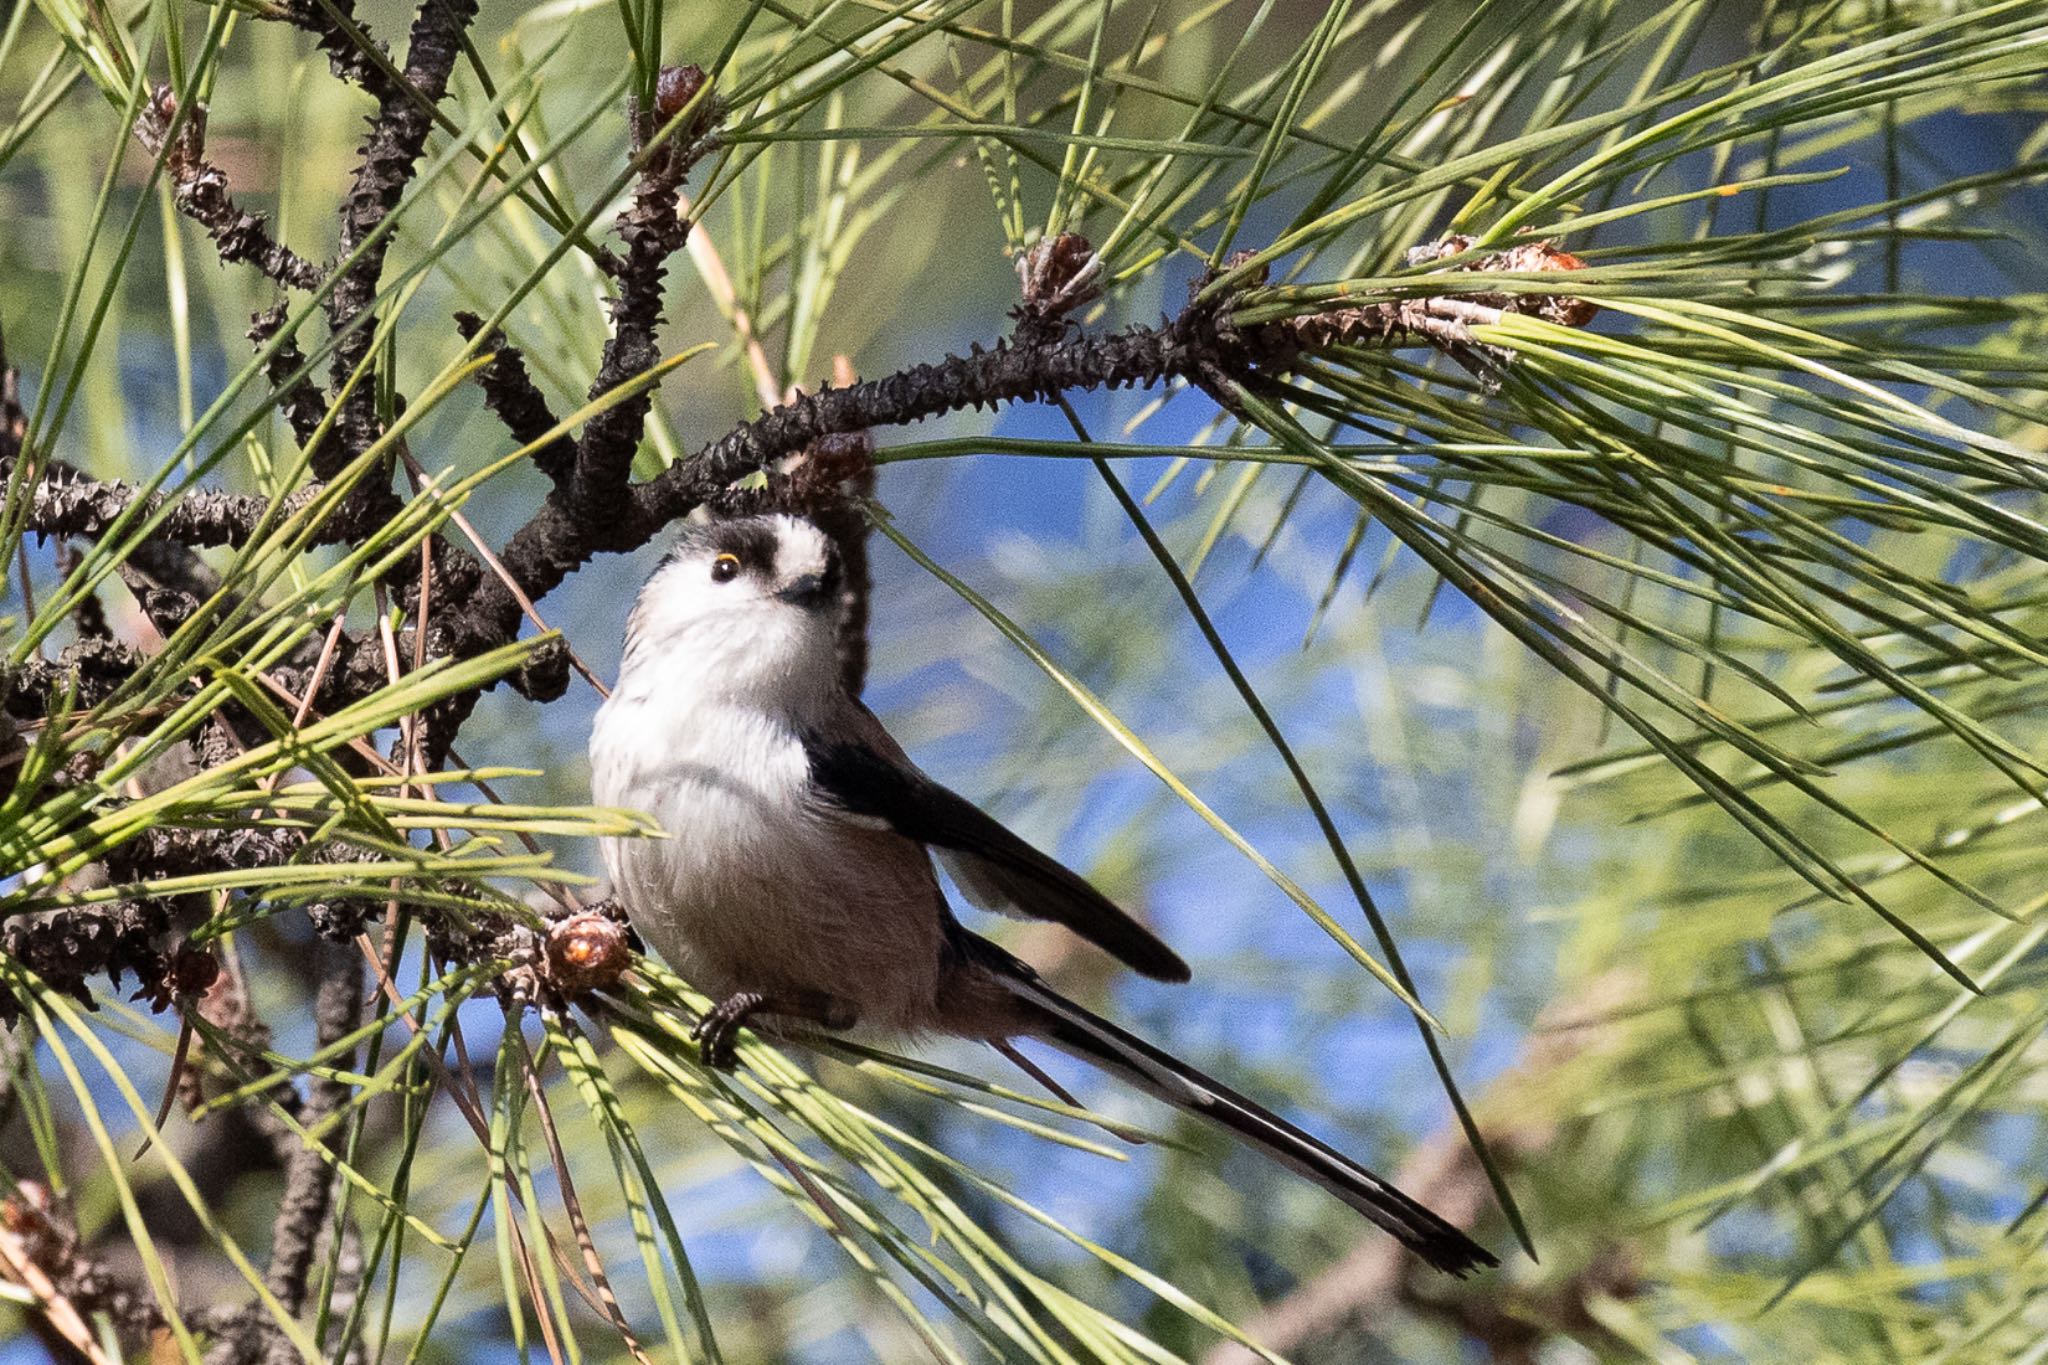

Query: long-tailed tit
[590,513,1495,1275]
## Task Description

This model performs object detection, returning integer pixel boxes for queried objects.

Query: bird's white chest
[589,678,950,1028]
[592,691,813,913]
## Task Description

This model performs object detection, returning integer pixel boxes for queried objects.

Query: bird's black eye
[710,553,741,583]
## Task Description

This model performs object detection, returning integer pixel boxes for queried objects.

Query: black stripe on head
[815,543,844,599]
[667,516,784,575]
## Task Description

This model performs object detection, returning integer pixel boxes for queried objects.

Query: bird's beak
[776,573,832,609]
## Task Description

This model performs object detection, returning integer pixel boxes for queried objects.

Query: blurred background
[3,1,2046,1360]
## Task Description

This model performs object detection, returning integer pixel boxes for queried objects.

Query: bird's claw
[692,992,764,1070]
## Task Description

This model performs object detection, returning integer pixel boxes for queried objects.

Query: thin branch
[452,311,572,483]
[0,901,174,1021]
[249,305,331,452]
[133,88,325,294]
[476,294,1245,640]
[4,635,142,718]
[262,940,364,1315]
[271,0,396,99]
[0,454,345,549]
[321,0,480,477]
[567,65,716,513]
[0,829,296,1022]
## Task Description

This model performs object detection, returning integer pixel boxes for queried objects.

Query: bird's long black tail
[1001,969,1498,1276]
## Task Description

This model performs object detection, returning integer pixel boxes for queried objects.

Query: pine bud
[654,64,714,138]
[546,912,631,995]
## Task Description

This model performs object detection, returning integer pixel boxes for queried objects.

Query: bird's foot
[691,991,859,1070]
[692,992,767,1070]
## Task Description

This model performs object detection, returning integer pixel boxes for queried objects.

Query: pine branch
[249,305,330,453]
[261,940,363,1316]
[452,311,572,484]
[132,89,325,294]
[0,455,342,549]
[321,0,479,478]
[569,65,716,514]
[269,0,396,99]
[2,231,1590,762]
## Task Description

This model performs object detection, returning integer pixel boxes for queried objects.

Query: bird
[589,511,1497,1276]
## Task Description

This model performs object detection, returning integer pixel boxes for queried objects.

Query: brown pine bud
[1407,234,1598,328]
[1510,242,1599,327]
[654,64,713,136]
[546,912,631,995]
[0,1181,51,1235]
[169,947,221,998]
[1017,232,1102,316]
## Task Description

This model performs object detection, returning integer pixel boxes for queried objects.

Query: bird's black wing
[803,724,1191,983]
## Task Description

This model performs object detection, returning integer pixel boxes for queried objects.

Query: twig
[4,635,143,719]
[0,900,172,1024]
[566,65,715,514]
[476,296,1239,646]
[133,87,326,293]
[320,0,480,477]
[249,304,330,451]
[452,312,572,483]
[0,454,338,549]
[262,940,364,1315]
[271,0,396,99]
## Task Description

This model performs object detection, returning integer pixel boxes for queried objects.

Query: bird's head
[622,513,845,704]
